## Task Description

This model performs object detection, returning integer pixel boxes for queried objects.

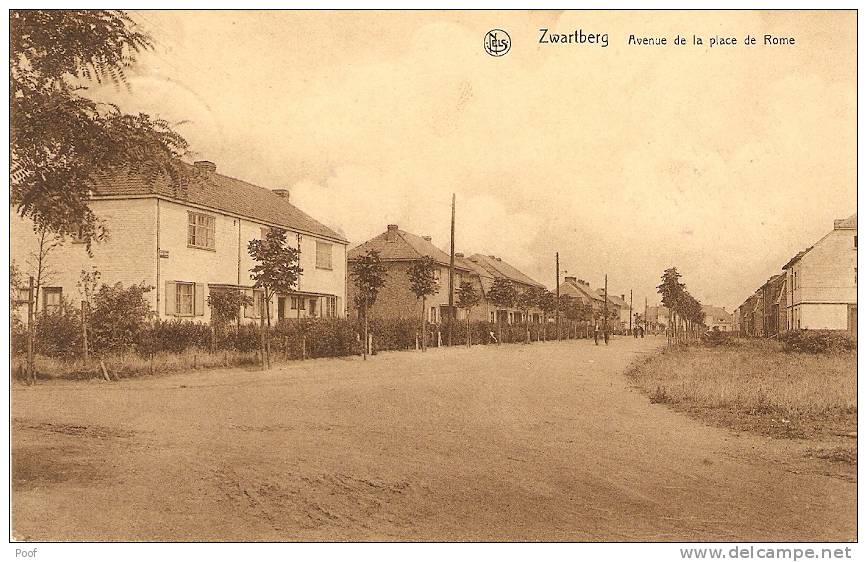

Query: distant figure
[604,327,609,345]
[594,323,599,345]
[633,326,638,338]
[639,325,645,338]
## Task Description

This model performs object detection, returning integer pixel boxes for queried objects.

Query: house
[465,253,547,324]
[643,305,670,333]
[595,290,630,331]
[11,160,348,323]
[346,225,475,323]
[783,213,856,333]
[559,277,605,318]
[702,305,733,332]
[760,274,787,337]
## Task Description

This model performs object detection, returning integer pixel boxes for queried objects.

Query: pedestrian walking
[593,323,599,345]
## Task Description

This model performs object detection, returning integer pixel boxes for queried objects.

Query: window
[43,287,62,313]
[326,296,337,318]
[309,298,318,317]
[260,226,270,239]
[188,212,215,249]
[253,290,265,318]
[290,296,306,310]
[316,241,333,270]
[176,283,194,316]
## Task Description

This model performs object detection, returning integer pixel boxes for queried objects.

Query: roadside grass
[626,338,856,444]
[11,348,263,381]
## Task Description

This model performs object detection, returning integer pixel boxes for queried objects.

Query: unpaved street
[12,336,855,541]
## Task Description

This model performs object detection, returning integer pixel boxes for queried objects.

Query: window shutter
[165,282,177,316]
[195,283,205,316]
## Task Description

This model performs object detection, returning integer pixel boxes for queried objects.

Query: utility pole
[629,289,633,332]
[448,193,455,347]
[555,252,560,341]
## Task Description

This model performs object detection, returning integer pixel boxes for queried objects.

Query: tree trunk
[466,313,471,348]
[421,296,427,352]
[362,298,368,361]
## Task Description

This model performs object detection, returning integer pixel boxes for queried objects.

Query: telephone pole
[555,252,560,340]
[447,193,455,347]
[629,289,633,332]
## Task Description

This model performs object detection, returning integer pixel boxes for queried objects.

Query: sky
[87,10,856,311]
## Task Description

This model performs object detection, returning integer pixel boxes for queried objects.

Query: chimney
[564,276,577,283]
[621,294,626,301]
[272,188,290,198]
[455,252,464,258]
[422,236,432,242]
[387,224,398,231]
[194,160,216,173]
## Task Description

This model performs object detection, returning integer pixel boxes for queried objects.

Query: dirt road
[11,336,855,541]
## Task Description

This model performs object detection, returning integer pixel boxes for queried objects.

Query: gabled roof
[458,255,495,294]
[348,226,471,271]
[595,289,628,308]
[468,254,545,289]
[89,162,347,243]
[701,305,732,323]
[559,279,605,303]
[782,247,813,270]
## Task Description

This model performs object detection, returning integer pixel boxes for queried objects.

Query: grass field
[626,339,856,446]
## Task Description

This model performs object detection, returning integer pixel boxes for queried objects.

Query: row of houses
[640,304,733,333]
[735,213,857,337]
[346,224,634,329]
[12,160,632,329]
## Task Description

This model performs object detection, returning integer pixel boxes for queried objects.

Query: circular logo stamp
[484,29,511,57]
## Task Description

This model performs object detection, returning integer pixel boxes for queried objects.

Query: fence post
[81,300,89,365]
[302,335,307,361]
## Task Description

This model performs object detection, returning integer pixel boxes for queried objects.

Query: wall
[796,228,857,306]
[158,199,347,322]
[11,199,158,311]
[798,303,848,330]
[11,197,347,323]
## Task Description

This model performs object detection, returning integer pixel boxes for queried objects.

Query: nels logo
[484,29,511,57]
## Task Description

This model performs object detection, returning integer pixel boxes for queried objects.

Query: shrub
[89,282,154,354]
[35,302,83,359]
[779,330,856,354]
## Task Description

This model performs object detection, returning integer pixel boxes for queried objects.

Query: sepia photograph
[7,5,858,552]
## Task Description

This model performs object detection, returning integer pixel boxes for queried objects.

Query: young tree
[456,280,480,347]
[11,10,189,247]
[516,287,541,344]
[487,277,517,345]
[25,228,63,316]
[406,256,439,351]
[248,228,302,367]
[350,250,388,360]
[537,289,557,341]
[657,267,685,345]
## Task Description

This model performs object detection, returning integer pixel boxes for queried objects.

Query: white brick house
[11,160,348,323]
[783,213,856,332]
